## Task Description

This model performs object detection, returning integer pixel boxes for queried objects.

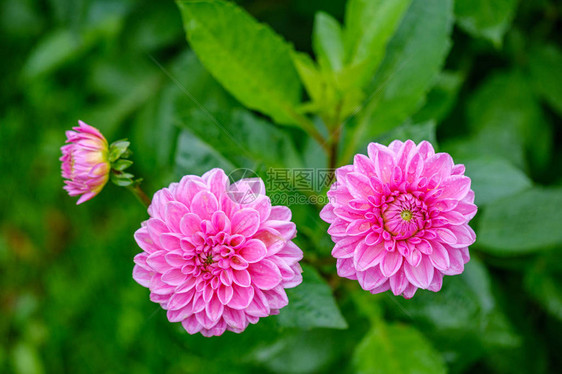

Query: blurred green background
[1,0,562,373]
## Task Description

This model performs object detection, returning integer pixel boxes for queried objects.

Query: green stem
[292,112,330,153]
[127,183,151,208]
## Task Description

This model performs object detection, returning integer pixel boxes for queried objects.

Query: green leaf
[412,70,464,123]
[108,140,130,162]
[176,0,302,125]
[454,0,519,47]
[22,29,92,80]
[341,0,412,89]
[528,43,562,117]
[276,265,347,329]
[462,157,532,205]
[344,0,453,162]
[174,129,235,177]
[478,187,562,255]
[313,12,345,72]
[375,120,437,147]
[111,159,133,171]
[353,322,446,374]
[250,329,346,374]
[385,259,520,371]
[175,107,302,170]
[465,70,552,171]
[291,51,326,106]
[525,251,562,321]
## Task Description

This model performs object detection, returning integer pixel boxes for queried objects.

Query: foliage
[1,0,561,373]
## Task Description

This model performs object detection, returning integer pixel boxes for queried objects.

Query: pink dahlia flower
[320,140,477,298]
[133,168,303,337]
[60,120,110,204]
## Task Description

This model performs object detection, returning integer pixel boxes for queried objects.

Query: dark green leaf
[174,129,235,177]
[455,0,519,47]
[478,187,562,255]
[525,251,562,321]
[466,70,552,170]
[528,43,562,117]
[386,259,520,371]
[353,322,446,374]
[412,70,464,123]
[176,0,302,125]
[276,265,347,329]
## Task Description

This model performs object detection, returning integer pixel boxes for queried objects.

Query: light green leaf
[455,0,519,47]
[528,43,562,117]
[353,322,446,374]
[462,157,532,205]
[341,0,412,89]
[344,0,453,162]
[478,187,562,255]
[291,51,326,106]
[176,0,302,125]
[313,12,345,72]
[276,265,347,329]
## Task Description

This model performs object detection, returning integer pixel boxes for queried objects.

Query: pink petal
[389,270,409,296]
[357,266,387,290]
[211,210,231,234]
[231,208,260,236]
[160,233,181,251]
[132,266,152,287]
[429,241,450,271]
[205,295,224,321]
[165,201,189,232]
[380,250,403,277]
[222,307,247,330]
[248,259,282,290]
[191,190,219,220]
[346,172,374,200]
[439,175,471,200]
[404,256,434,289]
[232,269,252,287]
[239,239,267,263]
[270,205,292,221]
[181,316,203,334]
[354,241,386,271]
[180,213,202,236]
[161,268,187,286]
[217,285,234,305]
[227,285,254,310]
[245,287,270,317]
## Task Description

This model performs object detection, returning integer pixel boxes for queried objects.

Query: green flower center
[400,210,413,222]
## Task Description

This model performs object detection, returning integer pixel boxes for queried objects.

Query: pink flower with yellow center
[132,168,303,337]
[320,140,477,298]
[60,121,110,204]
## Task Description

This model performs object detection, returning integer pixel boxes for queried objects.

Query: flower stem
[127,183,151,208]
